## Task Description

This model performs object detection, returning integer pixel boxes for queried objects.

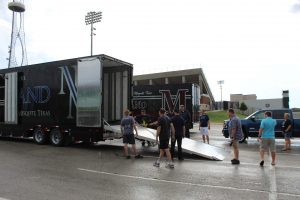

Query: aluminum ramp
[104,124,225,161]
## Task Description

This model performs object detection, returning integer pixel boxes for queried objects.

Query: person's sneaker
[126,155,131,159]
[165,163,175,169]
[231,159,240,165]
[260,160,264,167]
[153,161,160,167]
[135,154,143,159]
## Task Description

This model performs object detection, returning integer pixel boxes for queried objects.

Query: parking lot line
[269,165,277,200]
[77,168,300,200]
[78,167,268,194]
[78,167,300,198]
[221,161,300,170]
[140,155,300,170]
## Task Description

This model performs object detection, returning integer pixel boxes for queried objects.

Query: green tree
[239,102,248,114]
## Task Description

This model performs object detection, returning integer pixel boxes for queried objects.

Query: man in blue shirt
[258,111,277,166]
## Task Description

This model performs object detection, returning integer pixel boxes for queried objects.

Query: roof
[133,68,215,104]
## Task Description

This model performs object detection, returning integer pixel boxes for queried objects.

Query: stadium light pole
[217,80,224,102]
[85,11,102,56]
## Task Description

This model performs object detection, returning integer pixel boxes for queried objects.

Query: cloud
[291,0,300,13]
[0,18,10,30]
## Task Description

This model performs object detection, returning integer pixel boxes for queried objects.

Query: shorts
[123,134,135,144]
[260,138,275,152]
[159,139,169,149]
[284,132,292,139]
[200,127,209,136]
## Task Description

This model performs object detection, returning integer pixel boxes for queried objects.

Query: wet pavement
[0,124,299,200]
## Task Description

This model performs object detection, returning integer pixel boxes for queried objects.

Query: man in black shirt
[135,110,152,127]
[153,108,175,168]
[282,113,292,151]
[180,105,191,138]
[135,110,153,146]
[171,109,185,161]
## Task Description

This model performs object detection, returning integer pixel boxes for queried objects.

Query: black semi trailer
[0,55,132,146]
[132,83,201,122]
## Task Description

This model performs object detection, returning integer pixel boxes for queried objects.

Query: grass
[206,110,248,123]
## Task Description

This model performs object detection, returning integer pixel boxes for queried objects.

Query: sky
[1,0,300,107]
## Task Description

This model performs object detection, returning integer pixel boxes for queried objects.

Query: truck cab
[245,109,291,137]
[223,109,300,141]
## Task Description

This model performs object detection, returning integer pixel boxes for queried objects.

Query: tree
[239,102,248,114]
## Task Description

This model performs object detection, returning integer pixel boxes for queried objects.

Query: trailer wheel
[50,128,64,146]
[33,128,48,145]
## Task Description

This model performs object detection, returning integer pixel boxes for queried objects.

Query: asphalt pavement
[0,124,299,200]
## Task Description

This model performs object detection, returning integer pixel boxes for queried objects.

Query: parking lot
[0,124,299,200]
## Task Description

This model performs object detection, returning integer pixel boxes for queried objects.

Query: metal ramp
[104,123,225,161]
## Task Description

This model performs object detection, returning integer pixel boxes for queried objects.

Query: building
[230,91,289,114]
[230,94,257,102]
[133,68,215,110]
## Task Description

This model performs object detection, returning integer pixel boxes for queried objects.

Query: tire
[239,127,248,143]
[50,128,64,146]
[33,128,48,145]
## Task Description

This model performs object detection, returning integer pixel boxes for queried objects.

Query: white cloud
[291,0,300,13]
[0,0,300,107]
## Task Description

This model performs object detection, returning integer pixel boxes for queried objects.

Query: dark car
[222,109,300,142]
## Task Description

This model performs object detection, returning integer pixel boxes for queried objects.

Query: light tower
[7,0,28,68]
[85,11,102,56]
[217,80,224,102]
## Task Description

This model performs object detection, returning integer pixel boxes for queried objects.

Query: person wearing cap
[199,110,210,144]
[120,109,143,159]
[170,109,185,161]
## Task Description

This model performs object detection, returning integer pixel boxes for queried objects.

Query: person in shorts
[199,110,210,144]
[121,109,143,159]
[228,108,243,165]
[258,111,276,166]
[153,108,175,168]
[282,113,292,151]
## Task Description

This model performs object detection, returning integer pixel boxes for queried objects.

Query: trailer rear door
[4,72,18,124]
[76,58,102,127]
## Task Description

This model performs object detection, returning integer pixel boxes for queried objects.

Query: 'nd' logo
[58,66,77,119]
